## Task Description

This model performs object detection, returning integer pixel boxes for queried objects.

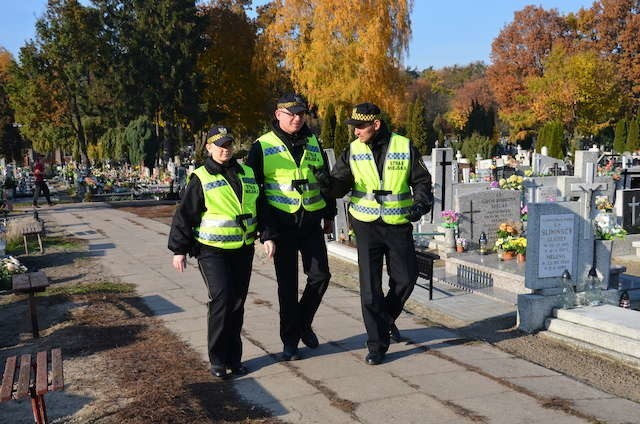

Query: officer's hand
[172,254,186,272]
[263,240,276,259]
[310,165,331,189]
[406,204,427,222]
[322,219,334,235]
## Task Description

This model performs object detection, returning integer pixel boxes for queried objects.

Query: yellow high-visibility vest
[258,132,326,213]
[193,164,259,249]
[348,134,412,224]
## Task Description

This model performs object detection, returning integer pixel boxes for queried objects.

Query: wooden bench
[21,220,45,255]
[1,348,64,424]
[13,272,51,338]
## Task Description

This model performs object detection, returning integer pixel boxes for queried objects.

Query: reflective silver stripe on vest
[200,219,238,228]
[351,203,411,216]
[265,182,321,192]
[204,180,229,191]
[196,232,244,242]
[303,194,323,205]
[200,216,257,228]
[350,190,412,202]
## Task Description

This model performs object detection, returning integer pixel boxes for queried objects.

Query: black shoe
[211,365,230,379]
[301,329,319,349]
[282,345,300,361]
[229,364,249,376]
[47,202,55,206]
[390,323,403,342]
[365,352,385,365]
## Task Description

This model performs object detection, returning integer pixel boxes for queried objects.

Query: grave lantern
[584,267,603,306]
[561,270,576,309]
[478,232,488,255]
[619,290,631,309]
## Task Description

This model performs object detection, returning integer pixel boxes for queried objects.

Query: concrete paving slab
[459,357,560,378]
[406,369,509,401]
[507,375,614,400]
[355,392,473,424]
[262,392,356,424]
[454,390,586,424]
[327,370,417,403]
[571,397,640,424]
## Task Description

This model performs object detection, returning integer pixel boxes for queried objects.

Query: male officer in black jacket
[247,93,336,361]
[315,102,432,365]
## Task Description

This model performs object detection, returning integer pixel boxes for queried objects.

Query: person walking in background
[168,126,259,380]
[314,102,433,365]
[32,156,53,207]
[247,93,336,361]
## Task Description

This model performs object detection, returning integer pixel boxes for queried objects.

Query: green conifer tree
[613,119,627,153]
[626,117,640,152]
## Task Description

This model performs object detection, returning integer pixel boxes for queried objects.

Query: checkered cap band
[351,110,380,122]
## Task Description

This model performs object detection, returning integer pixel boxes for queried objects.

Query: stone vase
[436,225,456,249]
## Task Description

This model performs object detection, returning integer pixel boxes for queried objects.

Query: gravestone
[621,189,640,234]
[431,148,454,224]
[454,189,521,248]
[525,202,582,289]
[574,150,599,180]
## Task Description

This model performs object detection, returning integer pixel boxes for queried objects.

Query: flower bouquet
[499,175,524,190]
[595,196,613,212]
[440,209,461,228]
[0,256,28,290]
[593,214,627,240]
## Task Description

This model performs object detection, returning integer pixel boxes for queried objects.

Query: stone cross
[523,179,542,203]
[460,200,481,240]
[551,162,561,176]
[571,162,608,238]
[438,150,452,210]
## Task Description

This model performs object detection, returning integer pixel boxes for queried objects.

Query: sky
[0,0,594,70]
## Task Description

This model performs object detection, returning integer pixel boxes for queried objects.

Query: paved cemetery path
[41,203,640,424]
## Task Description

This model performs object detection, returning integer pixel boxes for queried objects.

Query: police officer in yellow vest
[315,103,432,365]
[169,126,258,379]
[247,93,336,361]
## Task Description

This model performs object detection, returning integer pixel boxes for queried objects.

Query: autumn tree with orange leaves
[259,0,412,123]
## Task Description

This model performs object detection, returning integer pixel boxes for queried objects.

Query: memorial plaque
[537,214,575,278]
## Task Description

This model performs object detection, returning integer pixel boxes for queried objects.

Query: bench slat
[0,356,16,402]
[29,272,50,290]
[12,274,30,291]
[36,351,47,395]
[50,348,63,392]
[15,354,31,399]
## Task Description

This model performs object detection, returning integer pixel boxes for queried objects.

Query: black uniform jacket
[325,123,433,215]
[246,121,337,242]
[168,157,249,257]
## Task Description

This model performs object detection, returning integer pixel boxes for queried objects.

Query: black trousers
[351,219,417,354]
[198,245,253,367]
[33,181,51,205]
[273,223,330,347]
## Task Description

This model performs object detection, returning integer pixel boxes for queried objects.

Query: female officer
[168,126,259,379]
